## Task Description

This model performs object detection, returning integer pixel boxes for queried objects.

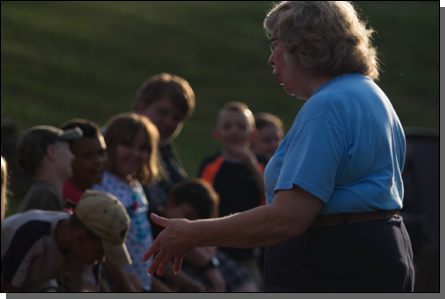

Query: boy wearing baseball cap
[1,190,131,292]
[17,125,82,212]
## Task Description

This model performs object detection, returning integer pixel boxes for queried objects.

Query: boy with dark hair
[150,179,258,292]
[168,179,219,218]
[133,73,195,211]
[151,179,219,239]
[17,125,82,212]
[1,190,131,292]
[198,102,267,290]
[60,119,107,210]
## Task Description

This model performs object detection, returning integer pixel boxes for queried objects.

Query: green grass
[1,1,439,211]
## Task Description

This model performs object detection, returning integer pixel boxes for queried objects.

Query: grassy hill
[1,1,439,209]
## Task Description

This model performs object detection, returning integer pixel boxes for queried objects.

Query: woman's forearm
[188,205,294,249]
[188,185,324,249]
[144,185,324,276]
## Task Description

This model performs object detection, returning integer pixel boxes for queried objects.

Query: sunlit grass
[1,1,439,196]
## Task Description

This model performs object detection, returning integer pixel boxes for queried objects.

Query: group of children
[0,72,284,292]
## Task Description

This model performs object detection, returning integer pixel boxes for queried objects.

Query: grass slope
[1,1,439,208]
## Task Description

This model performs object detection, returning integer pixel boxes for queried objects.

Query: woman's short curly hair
[264,1,380,81]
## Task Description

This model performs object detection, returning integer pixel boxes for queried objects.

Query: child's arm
[183,247,215,266]
[159,263,207,292]
[232,147,266,195]
[102,259,138,292]
[151,276,174,292]
[182,247,226,292]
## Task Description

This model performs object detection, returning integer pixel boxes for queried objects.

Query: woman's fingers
[142,215,171,263]
[146,245,166,275]
[144,217,190,276]
[173,256,184,274]
[156,253,174,276]
[150,213,170,227]
[142,239,160,263]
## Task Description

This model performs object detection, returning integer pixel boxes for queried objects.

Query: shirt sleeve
[1,228,42,288]
[2,249,33,288]
[24,189,62,211]
[276,117,348,203]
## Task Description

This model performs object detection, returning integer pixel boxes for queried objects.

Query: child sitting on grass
[60,119,138,292]
[250,112,284,161]
[93,113,160,292]
[1,190,131,292]
[60,119,108,211]
[17,125,82,212]
[198,102,267,290]
[150,179,258,292]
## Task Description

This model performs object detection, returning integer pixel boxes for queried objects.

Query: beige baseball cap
[75,190,132,267]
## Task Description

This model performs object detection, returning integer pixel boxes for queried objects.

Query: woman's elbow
[287,222,306,239]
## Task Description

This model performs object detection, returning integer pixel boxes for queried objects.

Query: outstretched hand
[142,213,194,276]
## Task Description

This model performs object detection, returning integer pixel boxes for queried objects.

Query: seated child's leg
[125,271,142,292]
[236,256,264,292]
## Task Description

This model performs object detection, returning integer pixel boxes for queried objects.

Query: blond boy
[198,102,267,290]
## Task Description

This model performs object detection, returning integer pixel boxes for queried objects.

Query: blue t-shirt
[264,74,405,215]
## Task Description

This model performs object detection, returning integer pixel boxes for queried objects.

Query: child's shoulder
[200,151,223,165]
[29,180,57,194]
[94,172,125,189]
[4,210,67,239]
[198,152,224,176]
[2,211,68,286]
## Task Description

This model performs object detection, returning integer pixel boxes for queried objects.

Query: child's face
[214,110,254,154]
[137,96,186,145]
[53,141,76,181]
[165,202,201,221]
[70,136,108,189]
[114,129,149,180]
[250,125,282,159]
[72,236,105,265]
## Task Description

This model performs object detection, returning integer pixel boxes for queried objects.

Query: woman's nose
[268,52,275,67]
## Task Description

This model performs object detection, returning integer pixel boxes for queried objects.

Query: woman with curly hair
[142,1,414,292]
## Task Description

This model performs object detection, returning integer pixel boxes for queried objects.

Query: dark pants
[264,216,415,292]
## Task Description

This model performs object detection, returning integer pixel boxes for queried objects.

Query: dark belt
[310,210,399,227]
